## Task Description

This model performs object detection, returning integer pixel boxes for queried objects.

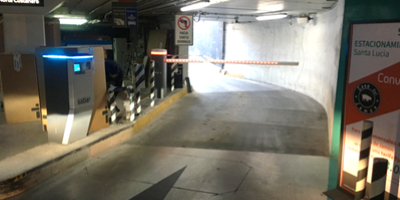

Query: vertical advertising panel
[341,22,400,199]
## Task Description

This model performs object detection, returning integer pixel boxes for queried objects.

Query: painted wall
[223,1,344,154]
[3,14,45,53]
[179,46,189,79]
[332,0,400,159]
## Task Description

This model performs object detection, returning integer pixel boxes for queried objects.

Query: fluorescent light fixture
[181,2,210,11]
[59,18,87,25]
[43,55,94,59]
[256,14,288,21]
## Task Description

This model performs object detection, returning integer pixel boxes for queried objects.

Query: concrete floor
[129,74,329,156]
[0,107,47,160]
[9,63,332,200]
[0,86,149,161]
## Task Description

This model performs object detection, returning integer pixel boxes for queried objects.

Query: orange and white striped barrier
[164,59,299,66]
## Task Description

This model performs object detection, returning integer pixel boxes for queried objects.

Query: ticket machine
[36,47,97,145]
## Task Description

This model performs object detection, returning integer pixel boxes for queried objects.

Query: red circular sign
[177,16,191,30]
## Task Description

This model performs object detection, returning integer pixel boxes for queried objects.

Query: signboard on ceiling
[175,15,193,46]
[112,2,138,28]
[0,0,44,7]
[126,8,138,28]
[339,22,400,199]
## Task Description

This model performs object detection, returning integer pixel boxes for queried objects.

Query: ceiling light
[256,14,287,21]
[181,2,211,11]
[59,18,87,25]
[43,55,94,59]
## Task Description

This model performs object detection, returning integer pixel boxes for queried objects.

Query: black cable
[194,12,202,22]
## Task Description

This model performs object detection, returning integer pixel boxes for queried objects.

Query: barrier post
[150,60,155,107]
[369,158,388,200]
[127,86,135,122]
[134,64,145,115]
[185,77,192,93]
[107,87,118,124]
[354,120,374,200]
[171,63,178,92]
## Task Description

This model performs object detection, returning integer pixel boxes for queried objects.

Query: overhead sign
[175,15,193,46]
[340,22,400,198]
[112,2,138,28]
[126,8,138,28]
[0,0,44,7]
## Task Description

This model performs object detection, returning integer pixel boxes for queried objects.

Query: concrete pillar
[44,18,61,47]
[179,45,189,80]
[0,15,4,53]
[3,14,45,53]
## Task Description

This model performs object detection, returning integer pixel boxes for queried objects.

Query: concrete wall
[223,1,344,154]
[179,46,189,79]
[3,14,45,53]
[190,21,224,66]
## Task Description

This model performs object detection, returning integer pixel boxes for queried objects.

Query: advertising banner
[341,22,400,199]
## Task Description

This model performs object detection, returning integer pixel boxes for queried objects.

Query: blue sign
[126,8,138,28]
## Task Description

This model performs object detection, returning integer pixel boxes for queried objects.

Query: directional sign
[112,2,138,28]
[175,15,193,46]
[126,8,138,28]
[113,7,126,28]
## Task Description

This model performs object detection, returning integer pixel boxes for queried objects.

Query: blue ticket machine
[36,47,96,145]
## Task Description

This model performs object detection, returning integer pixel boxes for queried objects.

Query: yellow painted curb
[0,88,189,200]
[134,88,188,133]
[225,72,244,79]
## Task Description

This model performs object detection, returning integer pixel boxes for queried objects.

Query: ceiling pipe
[88,0,207,20]
[138,0,204,14]
[68,0,84,14]
[202,12,259,17]
[89,0,113,16]
[48,2,65,14]
[136,0,170,9]
[88,0,186,17]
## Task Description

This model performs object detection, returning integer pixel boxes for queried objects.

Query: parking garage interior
[1,0,400,200]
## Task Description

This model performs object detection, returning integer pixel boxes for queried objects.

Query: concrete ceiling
[0,0,337,23]
[0,0,65,15]
[196,0,337,22]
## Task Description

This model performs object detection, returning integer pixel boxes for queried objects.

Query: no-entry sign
[175,15,193,46]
